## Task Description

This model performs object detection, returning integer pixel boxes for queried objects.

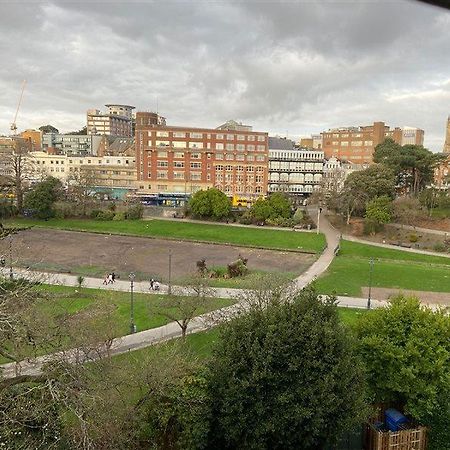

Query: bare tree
[152,277,213,339]
[0,144,35,213]
[66,168,99,216]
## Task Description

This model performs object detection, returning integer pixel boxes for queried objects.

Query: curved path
[0,210,378,378]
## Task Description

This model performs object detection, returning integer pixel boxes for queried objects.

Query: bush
[408,233,418,243]
[113,212,126,221]
[238,211,254,225]
[0,200,18,219]
[363,218,383,235]
[293,208,304,224]
[266,217,296,227]
[96,210,115,221]
[433,242,446,252]
[125,203,144,220]
[90,209,103,219]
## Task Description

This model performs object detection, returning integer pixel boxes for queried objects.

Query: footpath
[2,209,444,378]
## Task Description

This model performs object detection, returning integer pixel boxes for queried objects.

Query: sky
[0,0,449,151]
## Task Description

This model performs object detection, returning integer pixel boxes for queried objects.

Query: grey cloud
[0,0,449,151]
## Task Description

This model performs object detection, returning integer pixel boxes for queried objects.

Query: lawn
[5,217,326,253]
[0,283,233,364]
[316,240,450,297]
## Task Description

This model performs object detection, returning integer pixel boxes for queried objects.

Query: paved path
[4,209,444,378]
[388,223,449,237]
[343,234,450,259]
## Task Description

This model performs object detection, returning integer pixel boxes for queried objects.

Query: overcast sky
[0,0,449,151]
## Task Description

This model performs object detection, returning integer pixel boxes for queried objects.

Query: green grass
[431,207,450,219]
[5,217,326,253]
[316,240,450,296]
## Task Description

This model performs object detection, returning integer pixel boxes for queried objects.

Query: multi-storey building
[322,156,369,193]
[42,133,103,156]
[443,116,450,154]
[320,122,424,163]
[135,114,269,201]
[87,104,135,137]
[299,134,322,149]
[20,129,42,151]
[268,137,324,198]
[30,152,136,195]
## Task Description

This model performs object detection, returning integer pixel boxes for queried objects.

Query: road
[1,209,443,378]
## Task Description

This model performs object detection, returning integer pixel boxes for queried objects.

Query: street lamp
[316,206,323,235]
[367,258,374,310]
[129,272,136,334]
[9,234,13,280]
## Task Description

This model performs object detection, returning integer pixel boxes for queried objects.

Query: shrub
[363,218,383,235]
[408,233,418,243]
[90,209,103,219]
[293,208,304,224]
[433,242,445,252]
[113,212,126,221]
[96,210,115,221]
[125,203,144,220]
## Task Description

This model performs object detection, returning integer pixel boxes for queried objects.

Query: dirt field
[361,287,450,305]
[2,228,316,282]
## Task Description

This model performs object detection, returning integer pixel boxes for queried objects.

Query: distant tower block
[444,116,450,154]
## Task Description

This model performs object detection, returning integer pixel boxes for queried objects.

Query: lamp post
[168,249,172,295]
[129,272,136,334]
[316,206,322,235]
[9,234,13,280]
[367,258,374,310]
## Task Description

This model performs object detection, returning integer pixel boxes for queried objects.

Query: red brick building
[135,114,269,201]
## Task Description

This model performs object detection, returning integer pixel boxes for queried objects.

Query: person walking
[102,274,109,285]
[149,278,154,291]
[111,272,116,283]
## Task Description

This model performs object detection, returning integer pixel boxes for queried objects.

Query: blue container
[385,408,408,432]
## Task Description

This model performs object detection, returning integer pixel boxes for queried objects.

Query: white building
[268,137,324,197]
[87,104,135,137]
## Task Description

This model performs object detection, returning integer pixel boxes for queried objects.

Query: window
[247,145,255,151]
[190,132,203,139]
[157,160,168,168]
[236,154,245,161]
[225,173,233,182]
[174,152,184,158]
[236,165,244,172]
[257,135,265,142]
[225,143,234,151]
[247,166,254,172]
[236,144,245,151]
[257,145,265,151]
[332,141,339,145]
[364,141,373,146]
[191,152,201,159]
[156,140,170,147]
[256,166,265,172]
[247,155,254,161]
[189,142,203,149]
[173,131,186,138]
[215,165,224,171]
[256,155,265,161]
[172,141,186,148]
[157,151,168,157]
[237,135,245,141]
[216,134,224,140]
[173,172,185,179]
[216,143,224,150]
[190,173,201,180]
[157,171,168,179]
[225,154,234,160]
[157,184,168,190]
[255,186,263,194]
[225,165,233,171]
[190,162,201,169]
[256,175,263,182]
[216,153,223,160]
[248,135,256,141]
[226,134,234,140]
[351,141,363,146]
[341,141,349,146]
[156,131,169,137]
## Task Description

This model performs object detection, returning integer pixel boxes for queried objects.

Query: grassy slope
[5,218,326,253]
[316,240,450,296]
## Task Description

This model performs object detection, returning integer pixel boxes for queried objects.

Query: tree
[66,168,99,216]
[249,192,292,223]
[189,188,231,220]
[65,125,87,135]
[152,278,212,339]
[364,195,392,233]
[0,144,35,213]
[24,176,62,219]
[205,286,368,449]
[374,139,444,196]
[392,196,427,225]
[336,165,395,224]
[38,124,59,134]
[356,295,450,449]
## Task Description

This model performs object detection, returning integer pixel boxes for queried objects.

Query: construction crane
[10,80,27,135]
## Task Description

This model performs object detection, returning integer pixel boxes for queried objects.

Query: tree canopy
[356,295,450,449]
[249,192,292,223]
[24,176,62,219]
[206,286,367,449]
[373,139,444,196]
[189,188,231,220]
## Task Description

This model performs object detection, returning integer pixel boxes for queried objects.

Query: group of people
[102,272,116,285]
[149,278,160,291]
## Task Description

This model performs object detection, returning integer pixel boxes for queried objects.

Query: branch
[0,374,48,391]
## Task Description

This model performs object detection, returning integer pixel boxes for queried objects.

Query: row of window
[152,151,265,162]
[153,142,267,151]
[215,174,264,183]
[323,133,364,138]
[215,165,265,172]
[152,131,266,141]
[215,185,264,194]
[269,151,323,160]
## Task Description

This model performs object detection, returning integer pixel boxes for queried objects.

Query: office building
[42,133,103,156]
[135,114,269,200]
[268,137,324,197]
[87,104,135,137]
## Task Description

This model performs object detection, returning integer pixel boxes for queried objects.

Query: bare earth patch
[3,228,316,281]
[361,287,450,305]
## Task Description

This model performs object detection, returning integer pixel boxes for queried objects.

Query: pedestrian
[102,274,109,285]
[153,280,160,291]
[107,273,113,284]
[111,272,116,283]
[150,278,154,290]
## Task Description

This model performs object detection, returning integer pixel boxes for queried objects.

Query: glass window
[248,135,256,141]
[173,131,186,138]
[226,134,234,140]
[157,160,168,167]
[216,134,224,140]
[225,154,234,160]
[190,132,203,139]
[157,151,168,157]
[216,153,223,160]
[156,131,169,137]
[216,143,224,150]
[257,135,265,142]
[226,144,234,151]
[237,135,245,141]
[191,152,201,159]
[174,152,184,158]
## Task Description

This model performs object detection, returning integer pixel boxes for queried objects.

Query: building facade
[135,114,269,200]
[87,104,135,137]
[20,129,42,151]
[42,133,103,156]
[320,122,424,163]
[268,137,324,197]
[30,152,136,191]
[443,116,450,154]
